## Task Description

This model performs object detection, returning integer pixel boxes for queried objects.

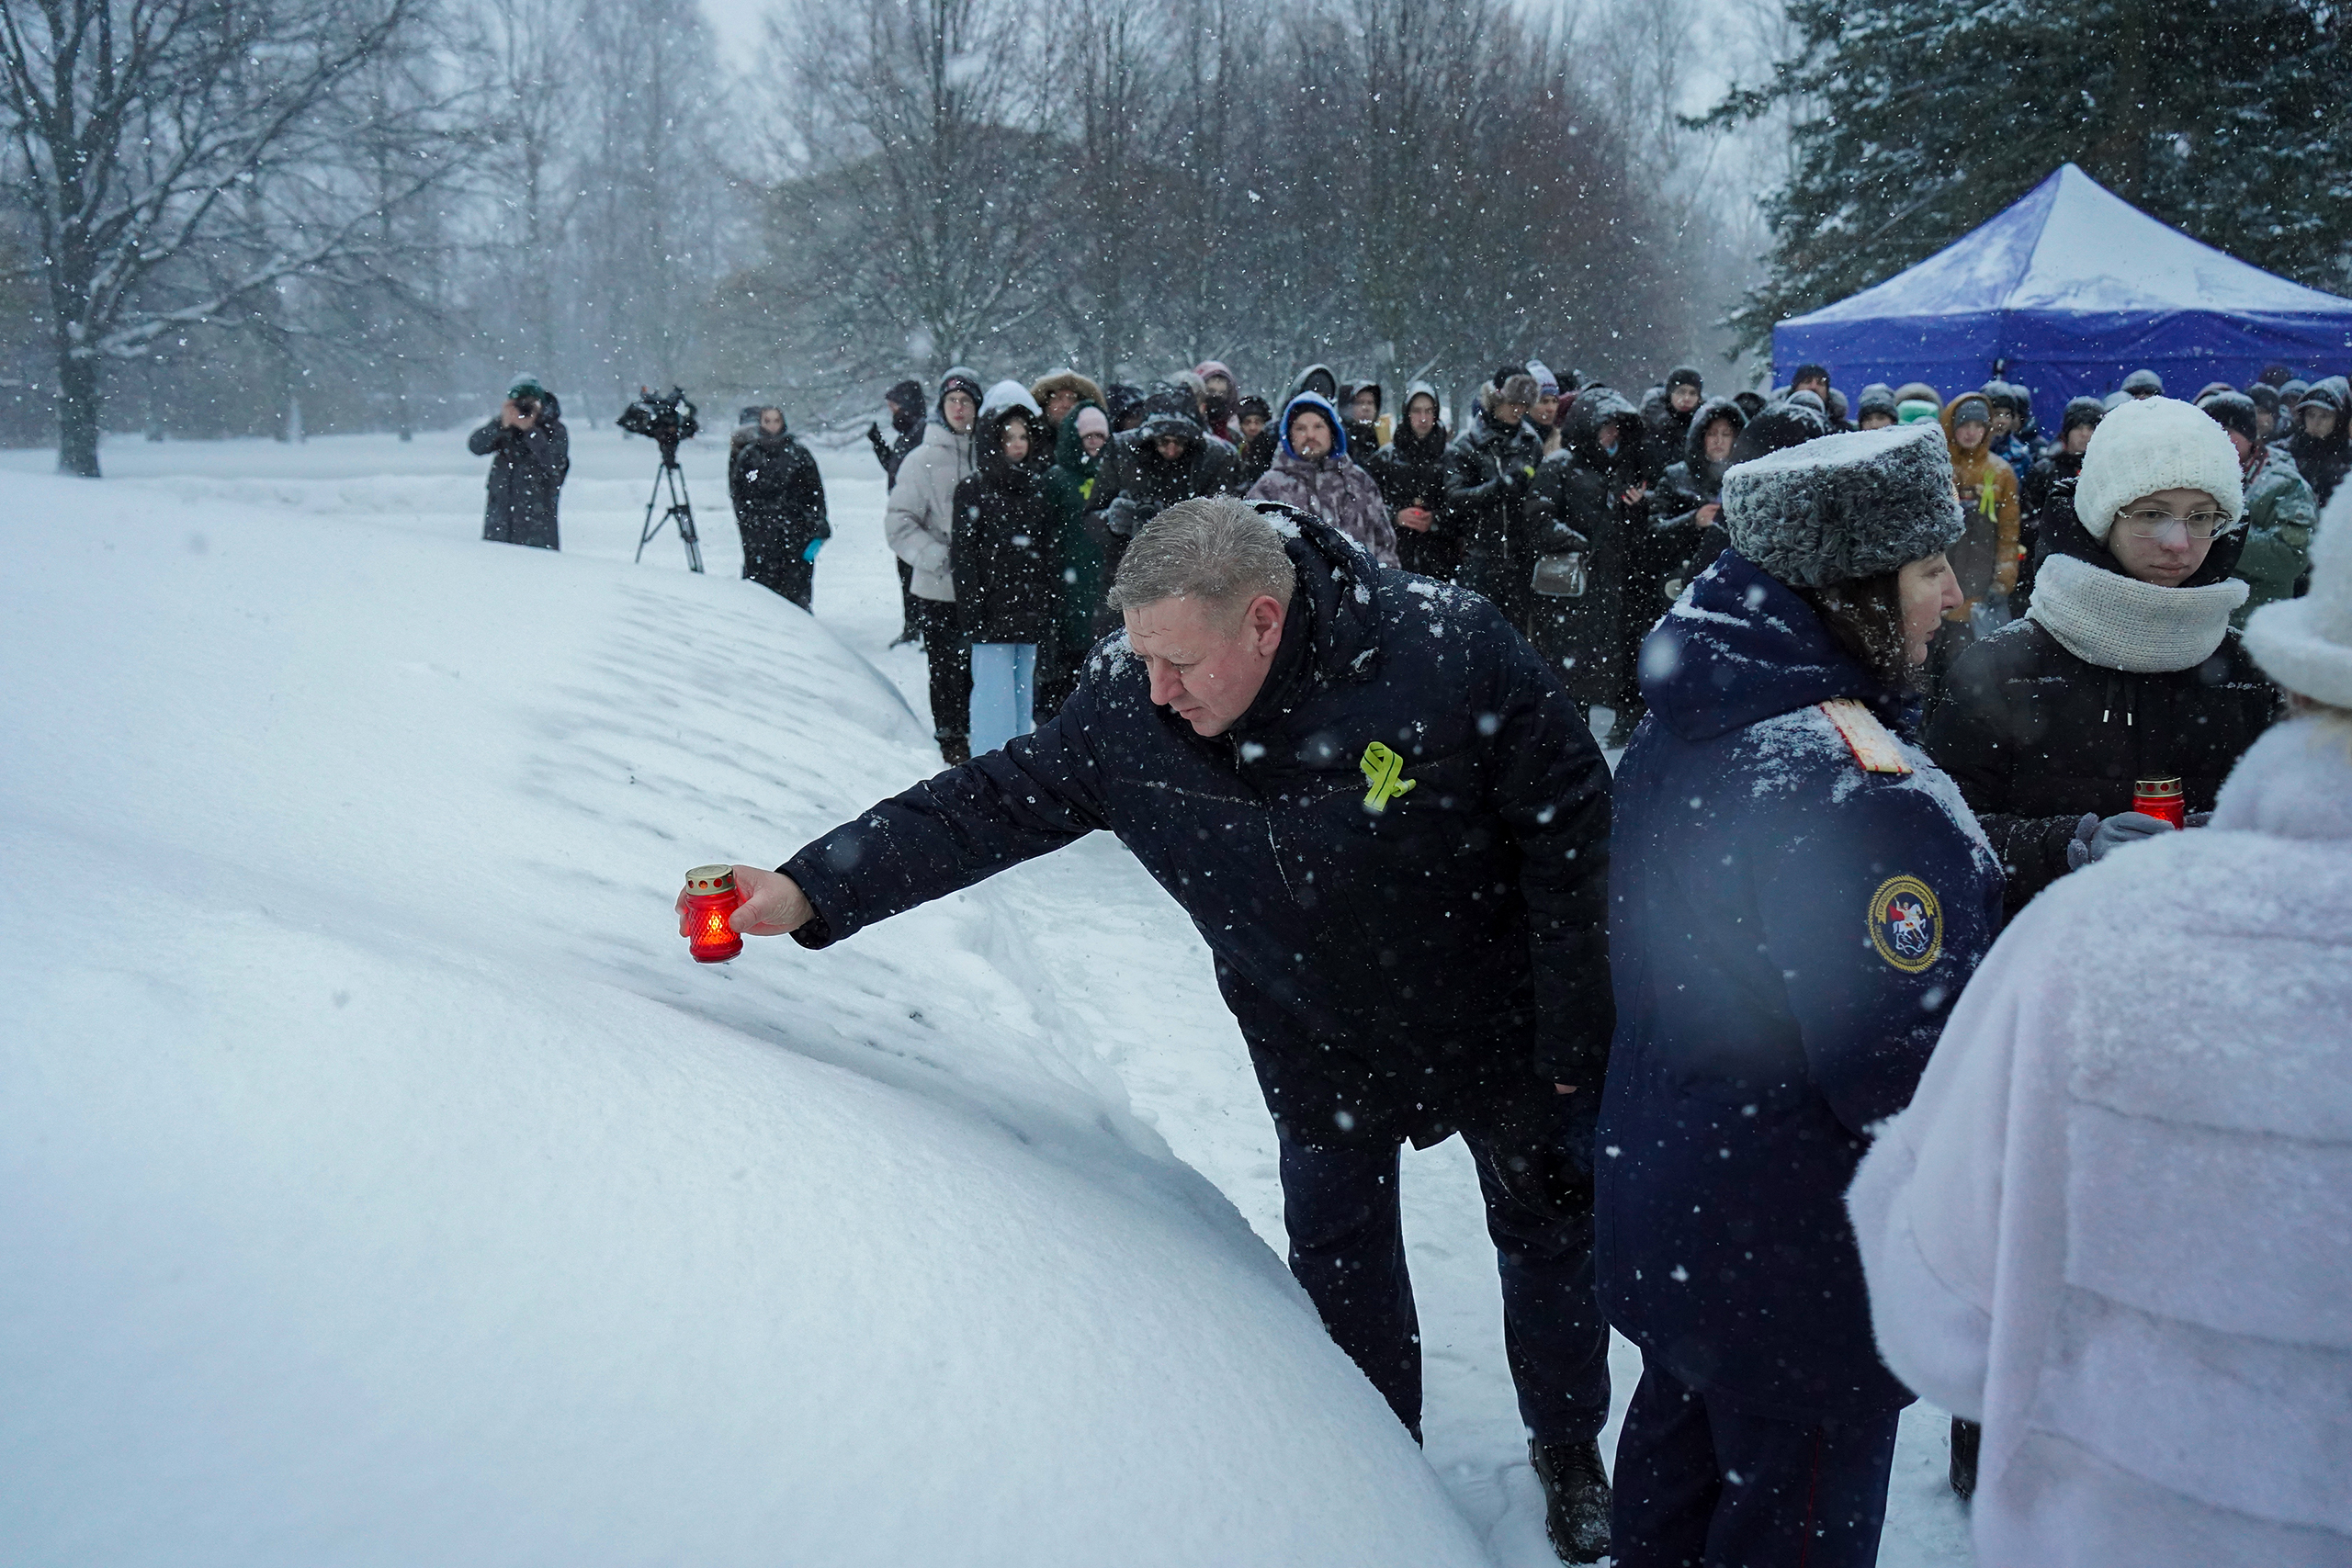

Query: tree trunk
[55,346,102,478]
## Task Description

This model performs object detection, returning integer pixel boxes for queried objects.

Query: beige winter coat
[886,421,974,601]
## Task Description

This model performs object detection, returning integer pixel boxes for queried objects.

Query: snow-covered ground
[0,423,1973,1565]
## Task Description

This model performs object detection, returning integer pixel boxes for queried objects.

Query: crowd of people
[674,337,2349,1565]
[825,356,2346,764]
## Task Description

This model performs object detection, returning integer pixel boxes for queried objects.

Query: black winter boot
[1529,1438,1611,1563]
[1950,1416,1980,1501]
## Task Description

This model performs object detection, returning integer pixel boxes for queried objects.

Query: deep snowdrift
[0,458,1492,1565]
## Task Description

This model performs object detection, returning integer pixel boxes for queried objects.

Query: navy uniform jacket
[1599,551,2001,1418]
[783,510,1615,1150]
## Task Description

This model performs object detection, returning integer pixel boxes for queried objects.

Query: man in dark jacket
[1648,396,1747,599]
[729,406,830,609]
[693,497,1621,1562]
[1442,372,1547,626]
[1637,367,1703,478]
[1605,425,2000,1568]
[468,376,569,549]
[1085,384,1245,580]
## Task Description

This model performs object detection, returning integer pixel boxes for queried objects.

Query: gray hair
[1107,496,1296,614]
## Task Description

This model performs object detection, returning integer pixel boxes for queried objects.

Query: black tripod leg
[636,463,669,563]
[673,463,703,574]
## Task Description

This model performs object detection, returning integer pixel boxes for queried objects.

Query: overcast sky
[701,0,769,62]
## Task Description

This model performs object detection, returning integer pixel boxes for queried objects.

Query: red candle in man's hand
[2132,777,2187,829]
[682,864,746,963]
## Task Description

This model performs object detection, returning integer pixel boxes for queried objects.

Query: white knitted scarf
[2026,552,2248,673]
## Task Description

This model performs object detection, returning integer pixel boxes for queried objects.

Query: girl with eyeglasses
[1925,395,2283,928]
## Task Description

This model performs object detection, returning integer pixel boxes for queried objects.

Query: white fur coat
[1849,715,2352,1567]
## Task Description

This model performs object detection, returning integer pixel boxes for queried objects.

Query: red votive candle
[683,864,745,963]
[2132,777,2186,829]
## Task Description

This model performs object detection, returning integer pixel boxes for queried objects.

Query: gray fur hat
[1723,423,1965,588]
[1496,373,1543,409]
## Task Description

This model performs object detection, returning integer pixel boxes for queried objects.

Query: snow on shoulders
[1733,703,1851,797]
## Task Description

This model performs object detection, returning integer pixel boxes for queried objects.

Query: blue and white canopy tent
[1773,164,2352,432]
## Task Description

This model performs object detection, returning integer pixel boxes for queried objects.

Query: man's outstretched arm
[677,696,1118,949]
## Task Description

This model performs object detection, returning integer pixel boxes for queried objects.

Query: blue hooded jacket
[1597,550,2001,1418]
[1278,391,1350,459]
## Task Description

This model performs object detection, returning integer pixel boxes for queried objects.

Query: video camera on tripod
[619,386,706,572]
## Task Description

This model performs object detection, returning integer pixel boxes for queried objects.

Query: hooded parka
[951,405,1060,646]
[1246,392,1399,566]
[1085,390,1245,577]
[780,509,1617,1151]
[1649,397,1747,594]
[1367,382,1456,581]
[1525,386,1650,713]
[1940,396,2022,604]
[2285,378,2350,507]
[468,392,570,549]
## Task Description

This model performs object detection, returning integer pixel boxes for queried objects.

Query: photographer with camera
[468,376,570,550]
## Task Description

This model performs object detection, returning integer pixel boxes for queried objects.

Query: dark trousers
[897,557,920,638]
[1275,1121,1610,1444]
[1611,1350,1900,1568]
[911,597,972,740]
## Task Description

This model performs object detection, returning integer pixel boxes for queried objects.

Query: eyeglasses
[2114,507,2235,541]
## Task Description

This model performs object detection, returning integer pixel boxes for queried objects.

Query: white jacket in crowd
[885,419,973,602]
[1849,709,2352,1566]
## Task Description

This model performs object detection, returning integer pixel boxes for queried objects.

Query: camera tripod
[634,437,704,573]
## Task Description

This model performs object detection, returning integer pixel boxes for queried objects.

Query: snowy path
[2,424,1973,1564]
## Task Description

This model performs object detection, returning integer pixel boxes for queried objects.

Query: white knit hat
[2244,484,2352,708]
[2074,395,2245,539]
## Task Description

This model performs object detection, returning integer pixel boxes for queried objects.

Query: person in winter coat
[1854,383,1899,430]
[869,378,930,643]
[1027,369,1106,464]
[729,406,830,610]
[1283,363,1340,409]
[1235,395,1276,487]
[1194,360,1238,443]
[867,378,926,487]
[887,367,984,763]
[2201,389,2321,626]
[2015,395,2106,610]
[1087,385,1245,581]
[694,495,1622,1562]
[1849,484,2352,1568]
[1041,403,1113,709]
[1602,423,1998,1568]
[1104,382,1148,434]
[1922,395,2280,923]
[1339,380,1387,457]
[1526,363,1564,456]
[1648,396,1746,599]
[1442,372,1547,627]
[468,376,569,550]
[1980,381,2034,472]
[1525,386,1653,745]
[2286,377,2349,506]
[1245,392,1397,566]
[1638,367,1703,474]
[1367,383,1455,581]
[952,399,1059,753]
[1941,392,2022,619]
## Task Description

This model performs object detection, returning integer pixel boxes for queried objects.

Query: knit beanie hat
[1666,366,1704,392]
[938,367,983,414]
[1527,361,1561,399]
[2121,367,2165,397]
[2060,396,2106,436]
[508,375,547,401]
[2245,484,2352,707]
[1074,405,1109,441]
[1896,399,1940,425]
[979,378,1041,420]
[2073,395,2245,540]
[1857,383,1898,420]
[1724,423,1965,588]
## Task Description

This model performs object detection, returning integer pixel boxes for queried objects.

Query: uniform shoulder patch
[1819,698,1912,775]
[1868,874,1943,973]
